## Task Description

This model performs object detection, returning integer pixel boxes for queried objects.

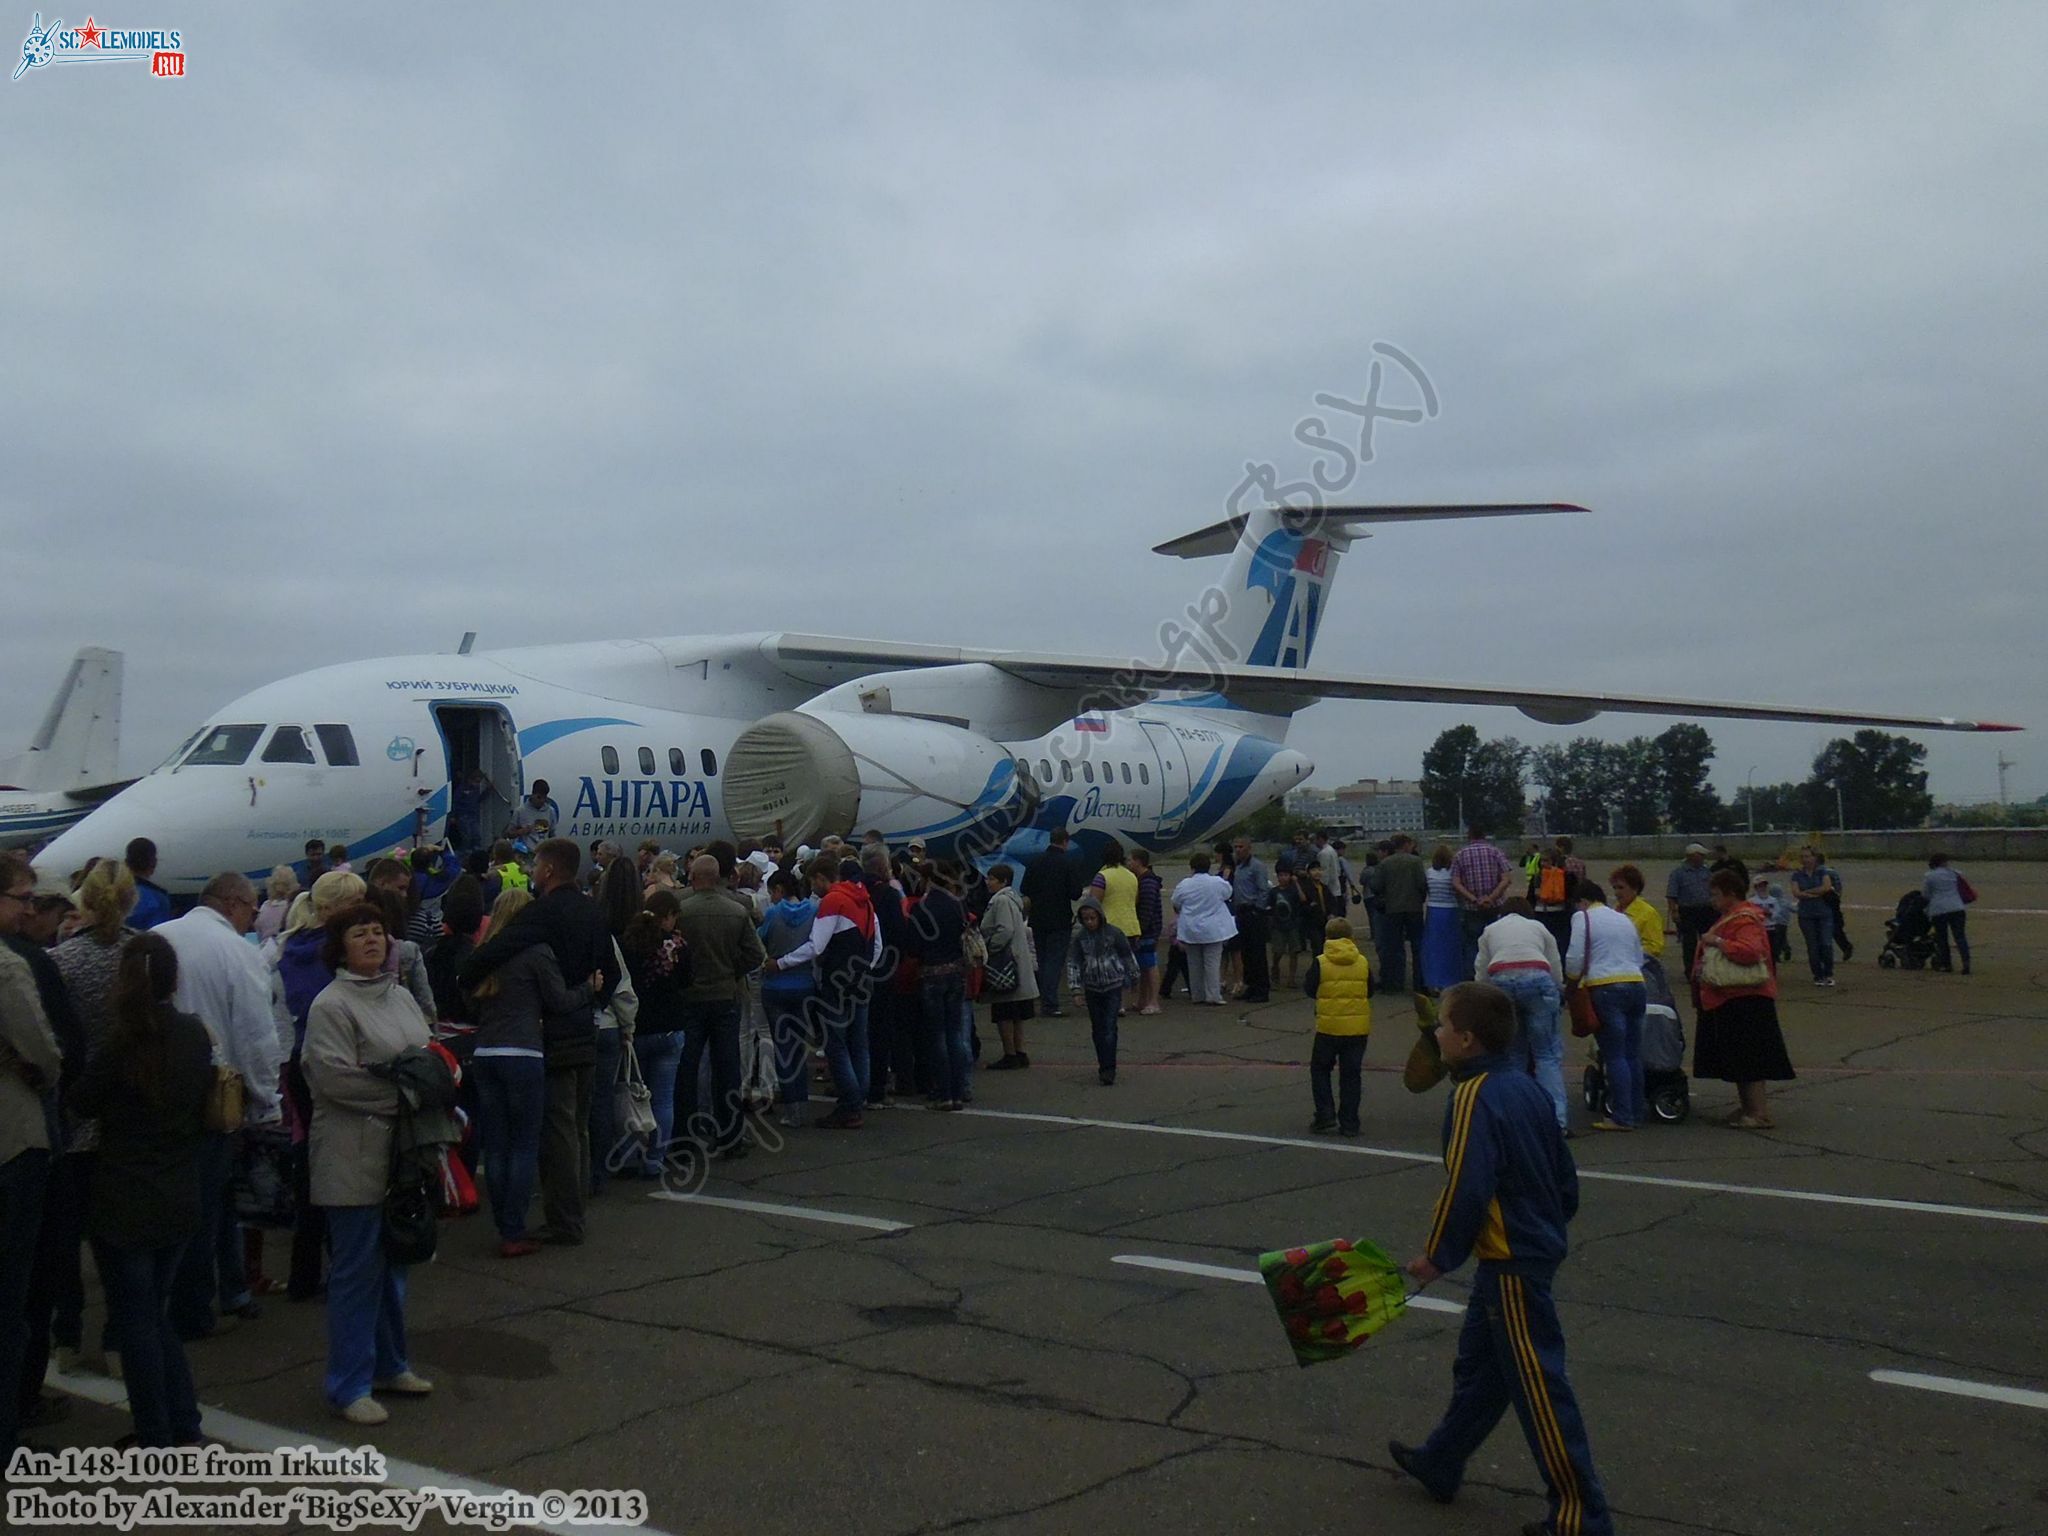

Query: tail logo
[1245,531,1327,668]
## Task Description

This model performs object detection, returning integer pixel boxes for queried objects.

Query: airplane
[32,505,2019,894]
[0,647,133,851]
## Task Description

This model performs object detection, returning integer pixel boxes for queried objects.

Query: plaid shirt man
[1450,839,1512,911]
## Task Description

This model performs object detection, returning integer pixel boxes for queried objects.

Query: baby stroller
[1878,890,1937,970]
[1582,974,1690,1124]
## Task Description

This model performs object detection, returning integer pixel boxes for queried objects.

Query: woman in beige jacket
[303,902,433,1427]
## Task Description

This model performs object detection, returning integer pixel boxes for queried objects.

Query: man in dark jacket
[459,839,618,1245]
[860,846,917,1102]
[671,856,766,1158]
[1020,830,1084,1018]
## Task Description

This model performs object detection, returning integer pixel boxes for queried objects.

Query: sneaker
[1590,1119,1634,1133]
[1819,977,1837,988]
[335,1396,388,1427]
[373,1371,434,1396]
[1387,1441,1456,1504]
[815,1109,864,1129]
[497,1239,541,1259]
[1310,1119,1339,1136]
[777,1109,806,1129]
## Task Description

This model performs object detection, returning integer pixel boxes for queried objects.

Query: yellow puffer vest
[1313,937,1372,1036]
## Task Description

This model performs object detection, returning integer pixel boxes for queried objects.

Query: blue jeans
[1798,909,1835,980]
[1492,970,1566,1128]
[1033,927,1069,1015]
[922,970,969,1102]
[634,1030,685,1167]
[823,1003,870,1115]
[171,1130,248,1338]
[0,1148,49,1458]
[1085,988,1120,1074]
[94,1239,199,1446]
[322,1205,409,1408]
[765,988,814,1106]
[677,1001,744,1152]
[472,1054,545,1241]
[1591,982,1647,1126]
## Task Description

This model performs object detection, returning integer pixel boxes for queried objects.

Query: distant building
[1289,778,1428,835]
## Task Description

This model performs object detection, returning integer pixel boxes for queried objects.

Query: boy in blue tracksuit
[1391,981,1614,1536]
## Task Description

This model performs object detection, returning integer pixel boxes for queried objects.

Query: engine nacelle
[724,709,1038,855]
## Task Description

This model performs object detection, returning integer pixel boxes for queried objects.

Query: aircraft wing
[763,634,2020,734]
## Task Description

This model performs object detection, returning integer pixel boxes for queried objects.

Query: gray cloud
[5,3,2042,807]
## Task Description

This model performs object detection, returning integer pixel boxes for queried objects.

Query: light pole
[1745,766,1756,835]
[1836,780,1847,832]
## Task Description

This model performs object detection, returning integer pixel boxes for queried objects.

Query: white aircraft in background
[33,506,2018,893]
[1,647,132,850]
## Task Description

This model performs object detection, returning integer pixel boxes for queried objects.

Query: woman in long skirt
[1419,846,1464,992]
[1692,870,1795,1128]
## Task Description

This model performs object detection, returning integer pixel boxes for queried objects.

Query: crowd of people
[0,817,1980,1454]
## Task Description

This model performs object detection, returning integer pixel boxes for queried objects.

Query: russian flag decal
[1073,715,1109,733]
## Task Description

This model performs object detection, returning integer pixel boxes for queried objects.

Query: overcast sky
[6,4,2043,809]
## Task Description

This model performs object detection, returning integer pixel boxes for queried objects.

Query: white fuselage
[35,634,1309,892]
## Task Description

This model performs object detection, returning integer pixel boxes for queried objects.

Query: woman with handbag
[1692,869,1794,1130]
[622,889,690,1170]
[1565,882,1647,1133]
[1922,853,1973,974]
[302,902,437,1426]
[70,933,211,1447]
[980,863,1038,1069]
[465,889,600,1251]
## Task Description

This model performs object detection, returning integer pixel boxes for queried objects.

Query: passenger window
[669,748,686,776]
[602,746,620,775]
[1060,761,1072,784]
[1039,759,1052,782]
[262,726,316,765]
[315,725,359,766]
[1120,763,1132,785]
[638,746,657,775]
[182,724,263,767]
[1082,761,1095,784]
[701,749,717,776]
[1138,763,1150,785]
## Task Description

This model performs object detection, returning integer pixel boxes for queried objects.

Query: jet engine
[724,709,1038,855]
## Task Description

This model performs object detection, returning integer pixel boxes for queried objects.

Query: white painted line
[47,1369,675,1536]
[646,1190,911,1232]
[1110,1254,1465,1314]
[1847,904,2047,916]
[961,1107,2048,1228]
[1869,1369,2048,1411]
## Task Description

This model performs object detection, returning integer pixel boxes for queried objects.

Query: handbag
[204,1063,246,1134]
[232,1124,295,1228]
[381,1170,439,1266]
[614,1043,657,1140]
[961,922,989,970]
[1566,912,1599,1038]
[1701,943,1772,990]
[1402,991,1447,1093]
[1957,874,1978,905]
[984,941,1020,994]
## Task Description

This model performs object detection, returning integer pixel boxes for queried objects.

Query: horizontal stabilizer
[1153,503,1586,559]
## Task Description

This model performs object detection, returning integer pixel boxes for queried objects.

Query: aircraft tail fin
[3,648,123,792]
[1152,504,1584,674]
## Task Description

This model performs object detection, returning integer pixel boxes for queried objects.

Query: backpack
[1537,866,1569,904]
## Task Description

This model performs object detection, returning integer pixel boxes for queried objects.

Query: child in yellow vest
[1303,917,1373,1135]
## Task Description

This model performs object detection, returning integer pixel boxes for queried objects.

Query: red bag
[1957,874,1978,905]
[1566,911,1599,1037]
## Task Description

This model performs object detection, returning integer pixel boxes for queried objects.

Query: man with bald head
[156,871,287,1337]
[672,856,767,1160]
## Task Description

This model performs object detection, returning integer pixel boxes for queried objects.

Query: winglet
[1153,503,1588,559]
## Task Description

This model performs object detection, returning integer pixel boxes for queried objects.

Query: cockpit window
[262,726,317,765]
[315,725,359,766]
[182,724,264,767]
[157,729,204,773]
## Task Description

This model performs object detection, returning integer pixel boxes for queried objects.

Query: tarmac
[19,858,2048,1536]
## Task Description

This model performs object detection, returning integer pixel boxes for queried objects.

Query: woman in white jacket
[1564,881,1646,1133]
[1170,851,1238,1006]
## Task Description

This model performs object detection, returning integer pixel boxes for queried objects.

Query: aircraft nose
[34,781,175,889]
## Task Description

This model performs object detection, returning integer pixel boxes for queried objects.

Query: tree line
[1416,724,1933,834]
